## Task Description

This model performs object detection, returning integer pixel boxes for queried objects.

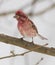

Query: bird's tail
[37,33,48,40]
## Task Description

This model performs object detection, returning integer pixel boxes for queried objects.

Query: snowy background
[0,0,55,65]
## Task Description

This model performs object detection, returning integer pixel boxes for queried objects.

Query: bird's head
[14,10,27,21]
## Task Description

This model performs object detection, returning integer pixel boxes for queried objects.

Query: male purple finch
[14,10,48,44]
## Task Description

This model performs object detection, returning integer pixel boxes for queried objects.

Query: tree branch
[0,3,55,17]
[0,43,48,60]
[28,3,55,16]
[0,34,55,56]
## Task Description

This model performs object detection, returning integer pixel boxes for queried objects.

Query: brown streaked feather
[28,19,38,33]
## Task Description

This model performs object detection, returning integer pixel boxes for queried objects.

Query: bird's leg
[31,37,34,45]
[24,37,34,46]
[25,37,34,46]
[32,37,33,43]
[20,37,34,46]
[20,37,23,40]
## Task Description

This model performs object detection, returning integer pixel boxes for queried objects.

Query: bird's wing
[28,19,38,33]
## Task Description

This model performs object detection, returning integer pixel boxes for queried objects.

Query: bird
[14,10,48,45]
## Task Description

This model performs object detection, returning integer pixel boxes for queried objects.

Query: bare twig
[29,0,38,16]
[0,3,55,17]
[0,3,31,16]
[31,0,37,5]
[28,3,55,16]
[35,57,43,65]
[0,51,29,60]
[0,43,48,60]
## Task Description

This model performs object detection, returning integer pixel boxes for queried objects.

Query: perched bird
[14,10,48,44]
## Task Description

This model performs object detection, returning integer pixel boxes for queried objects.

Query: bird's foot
[25,41,34,47]
[25,43,34,47]
[31,41,34,45]
[30,43,34,46]
[20,38,23,40]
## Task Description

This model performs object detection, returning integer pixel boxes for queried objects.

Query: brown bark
[0,34,55,56]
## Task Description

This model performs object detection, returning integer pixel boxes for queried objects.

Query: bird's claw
[20,38,23,40]
[25,43,34,47]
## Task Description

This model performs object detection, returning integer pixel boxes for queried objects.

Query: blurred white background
[0,0,55,65]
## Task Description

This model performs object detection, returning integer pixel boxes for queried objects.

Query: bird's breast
[18,22,37,37]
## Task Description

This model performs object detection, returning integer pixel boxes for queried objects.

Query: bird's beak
[13,15,19,18]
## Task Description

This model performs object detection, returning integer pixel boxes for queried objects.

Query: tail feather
[38,34,48,40]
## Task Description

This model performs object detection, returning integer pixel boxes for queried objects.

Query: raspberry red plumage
[14,10,48,40]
